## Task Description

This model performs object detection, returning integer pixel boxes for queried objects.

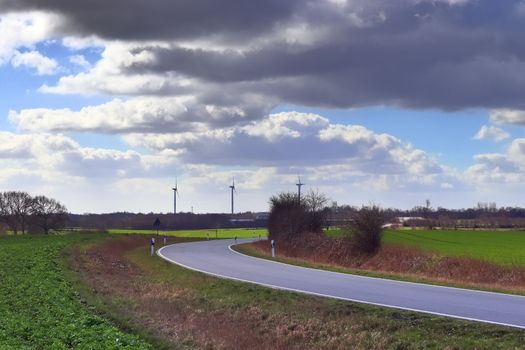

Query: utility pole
[296,177,304,204]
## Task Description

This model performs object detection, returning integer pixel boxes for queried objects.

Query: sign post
[153,217,161,236]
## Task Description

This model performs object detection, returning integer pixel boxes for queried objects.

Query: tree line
[67,211,268,231]
[0,191,68,234]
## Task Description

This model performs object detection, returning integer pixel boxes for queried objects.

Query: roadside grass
[0,234,153,349]
[108,227,267,239]
[327,228,525,266]
[72,235,525,349]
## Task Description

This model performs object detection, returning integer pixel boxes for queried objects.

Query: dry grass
[248,236,525,293]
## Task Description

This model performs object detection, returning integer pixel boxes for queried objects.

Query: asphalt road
[157,238,525,329]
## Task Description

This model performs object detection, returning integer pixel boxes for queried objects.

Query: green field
[0,234,152,349]
[108,227,267,239]
[328,228,525,266]
[384,229,525,266]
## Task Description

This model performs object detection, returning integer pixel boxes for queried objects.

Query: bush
[346,205,385,255]
[268,190,328,242]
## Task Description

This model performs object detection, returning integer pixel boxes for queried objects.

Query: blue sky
[2,1,525,213]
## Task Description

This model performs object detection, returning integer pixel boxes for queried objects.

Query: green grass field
[328,228,525,266]
[108,227,267,239]
[384,229,525,266]
[0,234,152,349]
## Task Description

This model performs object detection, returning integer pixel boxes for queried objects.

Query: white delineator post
[271,239,275,258]
[150,237,155,256]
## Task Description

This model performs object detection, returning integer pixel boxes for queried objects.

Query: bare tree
[0,191,32,234]
[304,189,328,213]
[31,196,68,234]
[0,193,8,233]
[268,190,328,241]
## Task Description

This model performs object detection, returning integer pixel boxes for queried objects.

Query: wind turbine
[296,176,305,204]
[172,179,180,215]
[229,178,236,215]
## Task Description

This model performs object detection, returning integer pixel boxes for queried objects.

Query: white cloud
[122,112,445,183]
[62,36,105,50]
[69,54,91,70]
[0,12,58,64]
[11,92,274,133]
[466,139,525,185]
[243,112,329,141]
[0,131,179,180]
[11,50,58,75]
[472,125,510,142]
[40,41,191,96]
[489,109,525,126]
[10,97,202,134]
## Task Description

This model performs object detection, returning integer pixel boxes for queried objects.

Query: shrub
[268,190,328,241]
[346,205,385,254]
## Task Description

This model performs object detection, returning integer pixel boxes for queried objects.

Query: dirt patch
[248,237,525,293]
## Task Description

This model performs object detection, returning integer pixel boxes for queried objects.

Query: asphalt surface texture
[157,238,525,329]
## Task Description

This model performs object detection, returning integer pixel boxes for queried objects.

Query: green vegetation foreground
[0,234,151,349]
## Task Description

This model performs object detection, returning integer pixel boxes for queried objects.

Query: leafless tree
[0,192,68,234]
[31,196,68,234]
[0,191,32,234]
[268,190,328,241]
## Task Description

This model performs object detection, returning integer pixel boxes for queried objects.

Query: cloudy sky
[2,0,525,214]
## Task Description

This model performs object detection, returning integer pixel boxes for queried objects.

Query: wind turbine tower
[172,180,179,215]
[229,179,236,215]
[296,176,305,204]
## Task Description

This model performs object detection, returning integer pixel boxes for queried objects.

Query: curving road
[157,238,525,329]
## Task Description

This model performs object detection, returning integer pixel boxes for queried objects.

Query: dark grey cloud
[7,0,525,110]
[118,0,525,110]
[0,0,307,41]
